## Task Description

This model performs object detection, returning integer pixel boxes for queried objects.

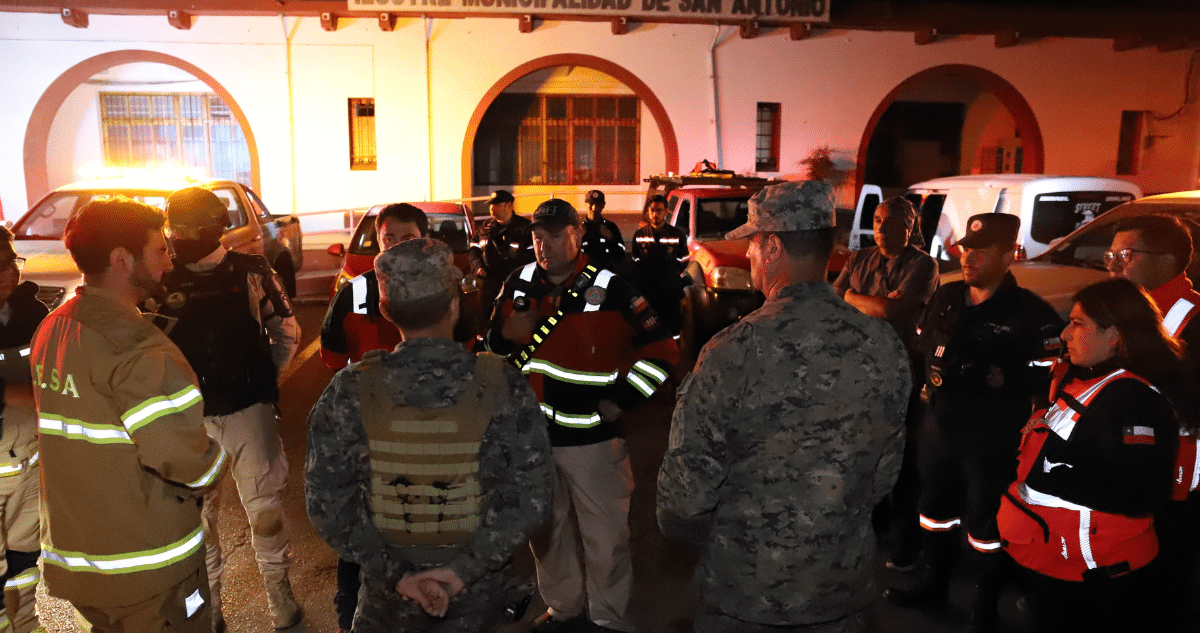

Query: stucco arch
[461,54,678,199]
[855,64,1044,194]
[23,49,260,208]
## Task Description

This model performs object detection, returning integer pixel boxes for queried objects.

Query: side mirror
[327,243,346,257]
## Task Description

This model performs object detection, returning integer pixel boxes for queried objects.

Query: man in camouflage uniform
[306,238,553,633]
[657,180,911,633]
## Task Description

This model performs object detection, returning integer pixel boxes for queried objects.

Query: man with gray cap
[657,180,911,633]
[884,213,1062,632]
[306,238,552,633]
[486,199,677,633]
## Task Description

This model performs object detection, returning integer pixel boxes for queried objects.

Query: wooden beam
[320,11,338,31]
[166,8,190,29]
[739,21,758,39]
[377,11,394,31]
[1158,35,1196,52]
[789,22,811,41]
[994,30,1021,48]
[914,27,944,45]
[518,14,533,33]
[1113,34,1147,52]
[610,16,626,35]
[60,7,88,27]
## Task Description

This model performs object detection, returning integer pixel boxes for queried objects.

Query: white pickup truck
[11,174,304,307]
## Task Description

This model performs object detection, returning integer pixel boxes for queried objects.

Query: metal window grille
[756,102,781,172]
[475,95,639,186]
[99,92,251,185]
[348,98,377,170]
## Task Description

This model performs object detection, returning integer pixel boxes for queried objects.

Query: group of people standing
[839,196,1200,633]
[5,177,1199,633]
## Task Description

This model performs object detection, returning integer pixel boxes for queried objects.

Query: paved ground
[30,303,1200,632]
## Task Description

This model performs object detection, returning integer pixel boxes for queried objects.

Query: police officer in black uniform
[470,190,535,320]
[885,214,1063,632]
[580,190,627,273]
[148,187,303,631]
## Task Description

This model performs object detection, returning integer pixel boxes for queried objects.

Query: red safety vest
[998,365,1159,582]
[1149,275,1200,501]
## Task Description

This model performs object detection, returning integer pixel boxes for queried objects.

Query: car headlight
[709,266,752,290]
[333,269,353,292]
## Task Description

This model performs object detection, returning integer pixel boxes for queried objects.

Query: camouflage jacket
[657,282,911,626]
[306,337,552,587]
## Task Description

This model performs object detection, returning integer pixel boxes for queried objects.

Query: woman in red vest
[997,278,1182,632]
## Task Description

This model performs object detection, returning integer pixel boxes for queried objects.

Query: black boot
[966,550,1006,633]
[884,529,956,608]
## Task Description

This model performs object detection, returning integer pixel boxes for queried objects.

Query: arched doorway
[461,54,678,202]
[24,50,259,208]
[855,65,1043,195]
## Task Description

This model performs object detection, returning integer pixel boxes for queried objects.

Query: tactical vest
[998,366,1159,582]
[358,351,504,564]
[156,253,279,416]
[1159,294,1200,501]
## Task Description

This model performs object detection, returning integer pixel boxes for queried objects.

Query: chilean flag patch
[1123,426,1155,445]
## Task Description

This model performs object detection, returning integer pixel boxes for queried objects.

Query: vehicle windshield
[14,191,169,239]
[350,212,471,256]
[694,197,750,241]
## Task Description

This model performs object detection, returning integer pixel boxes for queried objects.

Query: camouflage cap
[374,238,461,303]
[726,180,835,240]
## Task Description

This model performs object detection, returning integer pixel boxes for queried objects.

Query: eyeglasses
[0,257,25,271]
[1102,248,1167,266]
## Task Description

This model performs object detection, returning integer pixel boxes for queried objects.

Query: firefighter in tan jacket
[30,198,228,632]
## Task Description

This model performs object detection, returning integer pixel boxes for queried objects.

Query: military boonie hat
[584,190,605,205]
[956,213,1020,249]
[726,180,835,240]
[374,238,461,303]
[488,190,515,205]
[531,198,580,232]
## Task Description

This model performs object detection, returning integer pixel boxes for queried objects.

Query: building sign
[348,0,828,22]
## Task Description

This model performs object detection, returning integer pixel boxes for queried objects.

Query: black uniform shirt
[917,272,1064,429]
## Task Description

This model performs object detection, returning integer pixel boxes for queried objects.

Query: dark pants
[1020,559,1170,633]
[916,411,1020,543]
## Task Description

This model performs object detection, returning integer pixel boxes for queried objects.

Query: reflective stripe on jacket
[30,286,227,607]
[999,365,1161,582]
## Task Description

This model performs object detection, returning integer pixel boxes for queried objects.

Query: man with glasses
[0,229,46,633]
[1107,214,1200,626]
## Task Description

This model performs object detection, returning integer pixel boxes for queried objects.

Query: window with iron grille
[348,98,377,171]
[474,94,640,186]
[756,102,781,172]
[99,92,251,185]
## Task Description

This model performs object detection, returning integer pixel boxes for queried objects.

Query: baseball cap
[531,199,580,232]
[956,214,1020,249]
[374,238,461,303]
[584,190,605,206]
[726,180,835,240]
[488,190,514,205]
